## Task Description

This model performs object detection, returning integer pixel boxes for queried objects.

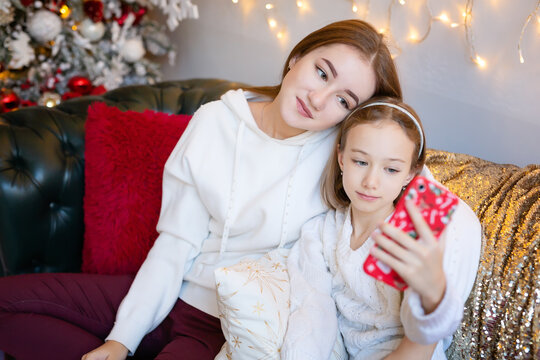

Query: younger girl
[281,98,481,360]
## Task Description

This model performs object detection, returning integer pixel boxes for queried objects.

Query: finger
[370,244,405,274]
[437,226,448,250]
[372,232,415,262]
[404,200,437,244]
[378,222,422,253]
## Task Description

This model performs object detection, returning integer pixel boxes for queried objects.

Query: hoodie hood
[221,89,337,146]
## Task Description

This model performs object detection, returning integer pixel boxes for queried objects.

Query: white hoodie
[106,89,339,353]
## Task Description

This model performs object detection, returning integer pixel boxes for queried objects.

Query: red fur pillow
[83,102,192,275]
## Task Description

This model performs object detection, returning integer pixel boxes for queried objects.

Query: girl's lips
[296,97,313,119]
[357,192,379,202]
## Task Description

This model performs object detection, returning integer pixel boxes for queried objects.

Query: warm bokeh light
[474,55,487,68]
[59,5,71,19]
[265,3,273,10]
[438,13,450,23]
[352,4,358,13]
[408,29,419,42]
[268,18,277,28]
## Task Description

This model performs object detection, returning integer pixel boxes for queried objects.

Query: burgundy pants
[0,273,225,360]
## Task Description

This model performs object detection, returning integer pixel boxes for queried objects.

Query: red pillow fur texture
[83,102,192,275]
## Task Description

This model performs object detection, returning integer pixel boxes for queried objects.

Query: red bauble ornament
[115,3,147,26]
[68,76,93,95]
[83,0,104,22]
[20,0,34,6]
[1,92,20,113]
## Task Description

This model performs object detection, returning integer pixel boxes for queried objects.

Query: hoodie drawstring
[218,121,246,260]
[277,144,307,249]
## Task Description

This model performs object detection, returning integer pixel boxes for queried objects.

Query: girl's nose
[362,168,379,189]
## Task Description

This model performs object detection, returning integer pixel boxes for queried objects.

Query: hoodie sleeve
[400,199,482,345]
[106,104,213,354]
[281,215,338,360]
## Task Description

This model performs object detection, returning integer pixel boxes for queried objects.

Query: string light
[464,0,487,68]
[267,18,277,28]
[349,1,370,19]
[473,55,487,68]
[437,12,449,23]
[228,0,537,70]
[518,0,540,64]
[408,28,419,42]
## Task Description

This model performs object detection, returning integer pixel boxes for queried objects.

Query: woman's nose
[308,88,330,111]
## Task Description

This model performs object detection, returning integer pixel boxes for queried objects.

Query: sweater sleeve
[106,107,212,354]
[281,215,338,360]
[400,199,482,345]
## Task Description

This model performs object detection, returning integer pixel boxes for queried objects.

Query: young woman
[0,20,401,360]
[281,98,482,360]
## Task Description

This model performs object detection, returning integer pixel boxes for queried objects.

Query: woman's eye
[337,96,350,109]
[354,160,368,166]
[317,67,327,81]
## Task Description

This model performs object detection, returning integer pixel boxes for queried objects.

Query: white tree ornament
[27,10,62,44]
[147,0,199,30]
[5,31,35,69]
[79,18,106,42]
[120,37,146,62]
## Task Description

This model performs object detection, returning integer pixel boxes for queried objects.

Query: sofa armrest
[0,78,244,276]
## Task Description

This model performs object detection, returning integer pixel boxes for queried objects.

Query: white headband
[360,102,424,158]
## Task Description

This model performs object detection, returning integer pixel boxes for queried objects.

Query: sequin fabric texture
[425,150,539,359]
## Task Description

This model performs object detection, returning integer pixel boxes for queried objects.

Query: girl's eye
[316,67,327,81]
[337,96,350,109]
[386,168,400,174]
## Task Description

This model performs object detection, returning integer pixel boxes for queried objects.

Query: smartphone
[362,176,459,291]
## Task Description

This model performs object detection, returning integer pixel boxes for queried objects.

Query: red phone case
[362,176,459,291]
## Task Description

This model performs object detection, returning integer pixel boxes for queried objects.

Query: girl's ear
[402,169,417,188]
[337,144,344,172]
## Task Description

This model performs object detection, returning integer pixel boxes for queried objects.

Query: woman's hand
[370,200,446,314]
[81,340,129,360]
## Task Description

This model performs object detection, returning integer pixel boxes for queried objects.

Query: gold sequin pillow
[214,248,290,359]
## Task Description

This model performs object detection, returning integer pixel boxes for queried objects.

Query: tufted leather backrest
[0,78,244,276]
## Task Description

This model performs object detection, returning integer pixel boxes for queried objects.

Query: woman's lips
[357,192,379,202]
[296,97,313,118]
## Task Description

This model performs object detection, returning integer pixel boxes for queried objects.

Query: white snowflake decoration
[5,31,35,69]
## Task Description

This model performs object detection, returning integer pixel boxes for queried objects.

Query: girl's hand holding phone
[370,200,447,314]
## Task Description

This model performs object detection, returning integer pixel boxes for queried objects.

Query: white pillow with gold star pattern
[214,248,290,359]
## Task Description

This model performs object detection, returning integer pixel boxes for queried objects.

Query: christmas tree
[0,0,198,111]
